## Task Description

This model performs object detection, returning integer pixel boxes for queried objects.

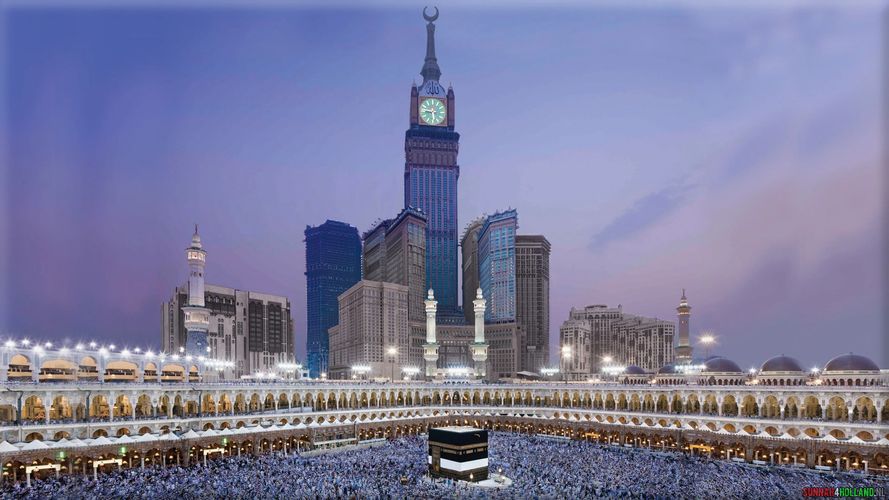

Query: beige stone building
[560,304,674,379]
[328,280,413,380]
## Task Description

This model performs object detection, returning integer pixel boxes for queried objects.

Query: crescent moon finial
[423,6,439,23]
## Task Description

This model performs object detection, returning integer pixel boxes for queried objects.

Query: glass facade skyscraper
[478,209,517,323]
[304,220,361,378]
[404,159,458,312]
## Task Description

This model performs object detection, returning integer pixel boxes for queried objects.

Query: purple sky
[1,4,886,369]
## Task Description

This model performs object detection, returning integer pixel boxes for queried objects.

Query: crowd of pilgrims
[3,432,887,499]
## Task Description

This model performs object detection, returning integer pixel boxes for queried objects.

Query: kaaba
[428,427,489,482]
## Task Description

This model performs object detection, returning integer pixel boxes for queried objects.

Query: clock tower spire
[420,6,441,83]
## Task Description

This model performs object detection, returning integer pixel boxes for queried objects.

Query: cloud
[588,182,694,252]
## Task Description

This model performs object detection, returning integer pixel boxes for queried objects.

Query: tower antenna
[420,7,441,82]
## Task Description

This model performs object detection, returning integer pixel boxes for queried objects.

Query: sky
[1,3,886,369]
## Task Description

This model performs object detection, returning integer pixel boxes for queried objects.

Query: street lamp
[560,345,572,381]
[600,355,613,380]
[699,332,716,358]
[540,367,559,378]
[351,365,371,381]
[402,366,420,381]
[387,347,398,381]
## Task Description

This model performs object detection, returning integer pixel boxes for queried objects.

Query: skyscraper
[361,207,428,322]
[477,209,517,323]
[404,9,460,313]
[362,219,391,282]
[304,220,362,378]
[460,218,484,323]
[515,235,551,373]
[384,208,428,322]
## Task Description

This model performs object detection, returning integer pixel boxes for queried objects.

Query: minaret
[182,225,210,356]
[470,288,489,379]
[675,289,693,363]
[423,289,440,378]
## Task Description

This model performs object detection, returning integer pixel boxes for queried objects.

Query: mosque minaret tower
[423,289,440,378]
[182,225,210,356]
[470,287,489,379]
[675,289,693,362]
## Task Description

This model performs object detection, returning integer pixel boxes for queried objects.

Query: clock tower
[405,7,460,313]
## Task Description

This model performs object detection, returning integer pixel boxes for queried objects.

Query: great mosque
[0,339,885,483]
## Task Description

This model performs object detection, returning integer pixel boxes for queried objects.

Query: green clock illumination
[419,98,446,126]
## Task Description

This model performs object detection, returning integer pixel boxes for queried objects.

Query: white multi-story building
[162,229,295,379]
[560,304,675,378]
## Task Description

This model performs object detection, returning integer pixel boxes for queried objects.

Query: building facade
[162,284,294,379]
[404,13,460,314]
[461,210,549,376]
[560,305,675,378]
[560,319,591,375]
[477,209,517,323]
[515,235,551,374]
[384,209,428,322]
[162,228,294,379]
[460,218,484,324]
[0,343,885,480]
[327,280,414,380]
[304,220,362,378]
[406,320,521,381]
[362,220,390,282]
[362,208,428,322]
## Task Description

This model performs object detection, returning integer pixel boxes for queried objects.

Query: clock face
[419,98,446,126]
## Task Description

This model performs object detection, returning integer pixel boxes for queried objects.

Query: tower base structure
[424,343,440,379]
[470,342,488,380]
[675,345,693,363]
[185,331,208,357]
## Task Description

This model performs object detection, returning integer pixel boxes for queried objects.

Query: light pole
[387,347,398,382]
[601,355,613,381]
